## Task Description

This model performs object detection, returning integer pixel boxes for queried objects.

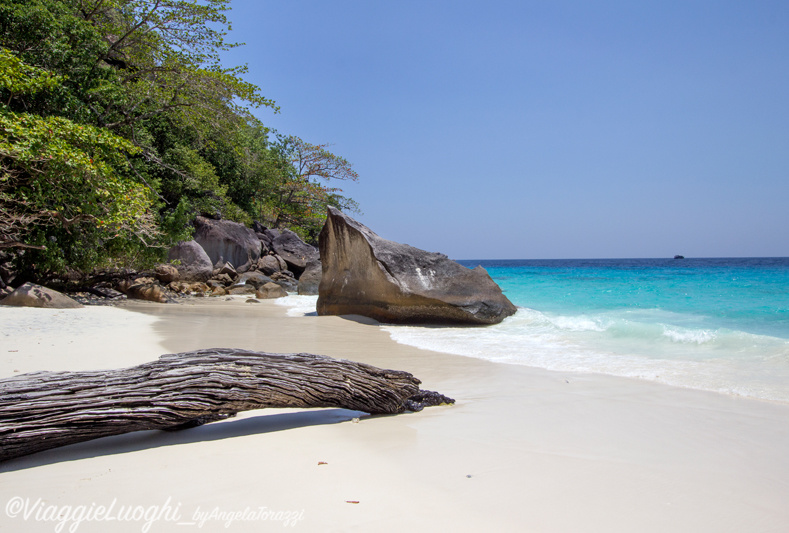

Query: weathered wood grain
[0,348,454,461]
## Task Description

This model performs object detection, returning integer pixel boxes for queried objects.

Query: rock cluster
[0,219,320,306]
[317,207,517,325]
[123,220,320,302]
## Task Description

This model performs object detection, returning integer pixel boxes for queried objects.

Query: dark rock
[271,230,318,277]
[212,273,233,286]
[0,264,12,286]
[252,221,267,233]
[236,271,274,289]
[257,255,282,276]
[271,270,295,282]
[89,286,125,299]
[155,264,180,284]
[167,241,213,282]
[317,207,518,325]
[194,216,261,273]
[270,271,298,293]
[297,261,322,296]
[262,228,280,244]
[213,261,237,279]
[256,282,288,299]
[256,235,271,255]
[0,282,83,309]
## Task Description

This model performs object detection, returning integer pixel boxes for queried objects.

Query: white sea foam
[662,326,718,344]
[275,295,318,317]
[382,307,789,403]
[271,295,789,403]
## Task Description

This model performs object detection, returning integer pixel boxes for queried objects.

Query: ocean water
[279,258,789,403]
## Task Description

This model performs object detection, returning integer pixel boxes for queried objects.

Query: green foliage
[0,0,361,276]
[258,135,360,241]
[0,48,63,99]
[0,47,157,273]
[159,197,194,245]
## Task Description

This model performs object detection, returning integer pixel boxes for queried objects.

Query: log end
[404,390,456,412]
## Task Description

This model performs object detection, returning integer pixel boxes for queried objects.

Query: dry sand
[1,298,788,532]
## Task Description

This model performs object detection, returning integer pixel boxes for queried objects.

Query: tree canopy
[0,0,359,277]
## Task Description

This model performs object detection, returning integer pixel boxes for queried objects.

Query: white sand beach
[1,298,788,532]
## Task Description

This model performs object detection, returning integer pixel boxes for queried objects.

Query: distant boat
[674,255,685,259]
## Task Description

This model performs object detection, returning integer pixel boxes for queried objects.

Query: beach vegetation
[0,0,359,279]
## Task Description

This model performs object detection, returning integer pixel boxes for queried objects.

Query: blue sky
[222,1,788,259]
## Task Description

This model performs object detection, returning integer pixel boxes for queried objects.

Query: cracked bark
[0,348,454,462]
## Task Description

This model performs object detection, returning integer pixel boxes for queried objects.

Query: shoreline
[2,298,789,531]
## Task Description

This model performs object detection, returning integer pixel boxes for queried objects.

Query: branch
[0,240,46,250]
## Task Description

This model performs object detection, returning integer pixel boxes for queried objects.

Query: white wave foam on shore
[270,296,789,403]
[274,295,318,317]
[382,307,789,404]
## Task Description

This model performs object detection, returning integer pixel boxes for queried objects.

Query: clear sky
[222,0,789,259]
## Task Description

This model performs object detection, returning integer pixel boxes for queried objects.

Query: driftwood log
[0,348,454,462]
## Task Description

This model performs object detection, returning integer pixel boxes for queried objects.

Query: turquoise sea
[281,258,789,403]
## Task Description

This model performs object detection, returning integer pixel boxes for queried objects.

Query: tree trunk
[0,348,453,462]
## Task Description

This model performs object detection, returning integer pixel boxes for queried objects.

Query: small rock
[227,285,257,295]
[236,271,274,289]
[213,261,237,278]
[188,282,210,294]
[212,273,234,286]
[255,282,288,299]
[154,264,179,284]
[118,281,167,303]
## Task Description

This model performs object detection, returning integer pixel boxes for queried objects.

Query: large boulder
[167,241,213,282]
[270,230,319,277]
[317,208,517,325]
[257,255,282,276]
[0,282,83,309]
[194,216,261,273]
[297,260,322,296]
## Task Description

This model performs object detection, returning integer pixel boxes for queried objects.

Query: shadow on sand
[0,408,367,473]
